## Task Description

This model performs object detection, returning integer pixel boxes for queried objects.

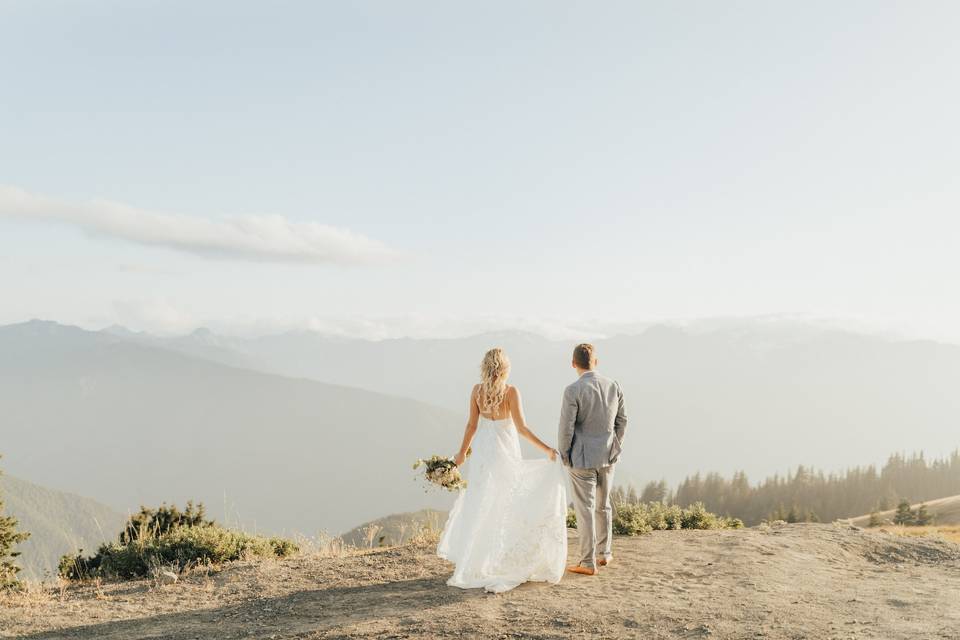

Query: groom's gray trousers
[568,464,616,569]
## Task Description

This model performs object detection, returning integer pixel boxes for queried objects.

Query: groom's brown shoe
[598,556,613,567]
[567,565,597,576]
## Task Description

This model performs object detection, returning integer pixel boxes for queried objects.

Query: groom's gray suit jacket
[558,371,627,469]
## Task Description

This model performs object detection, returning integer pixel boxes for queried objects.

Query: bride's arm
[507,387,559,461]
[454,385,481,466]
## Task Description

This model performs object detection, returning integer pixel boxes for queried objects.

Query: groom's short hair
[573,343,595,369]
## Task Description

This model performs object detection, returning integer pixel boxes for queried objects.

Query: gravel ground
[3,522,959,640]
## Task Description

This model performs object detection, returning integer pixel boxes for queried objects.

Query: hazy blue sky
[1,1,958,339]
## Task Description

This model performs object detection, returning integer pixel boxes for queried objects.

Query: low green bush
[59,502,298,580]
[120,502,212,544]
[567,501,743,535]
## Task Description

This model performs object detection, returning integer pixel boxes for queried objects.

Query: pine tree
[914,503,934,526]
[892,500,915,526]
[666,449,960,526]
[786,505,800,523]
[640,480,668,504]
[0,457,30,589]
[769,504,787,522]
[868,510,882,527]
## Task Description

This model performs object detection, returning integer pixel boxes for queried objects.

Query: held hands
[546,448,559,462]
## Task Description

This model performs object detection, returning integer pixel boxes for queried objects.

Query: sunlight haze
[1,1,958,341]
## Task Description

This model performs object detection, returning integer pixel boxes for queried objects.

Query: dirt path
[3,523,959,639]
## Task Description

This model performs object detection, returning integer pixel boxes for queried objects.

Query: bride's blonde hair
[479,348,510,414]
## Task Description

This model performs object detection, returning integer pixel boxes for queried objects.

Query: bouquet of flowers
[413,454,467,492]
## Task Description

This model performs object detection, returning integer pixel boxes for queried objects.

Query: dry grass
[0,539,381,634]
[878,524,960,544]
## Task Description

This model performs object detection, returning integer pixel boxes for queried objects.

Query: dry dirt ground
[2,523,959,640]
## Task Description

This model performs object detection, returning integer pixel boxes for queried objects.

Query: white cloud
[298,313,604,341]
[0,185,398,265]
[111,298,198,336]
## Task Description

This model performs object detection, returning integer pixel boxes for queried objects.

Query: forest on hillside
[618,451,960,525]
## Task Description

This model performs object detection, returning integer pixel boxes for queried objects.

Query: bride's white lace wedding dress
[437,416,568,593]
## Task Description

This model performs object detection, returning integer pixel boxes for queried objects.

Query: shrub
[0,457,30,589]
[568,500,742,536]
[612,504,653,536]
[120,501,212,544]
[646,502,685,530]
[681,502,722,530]
[268,536,300,557]
[59,501,298,580]
[59,551,99,581]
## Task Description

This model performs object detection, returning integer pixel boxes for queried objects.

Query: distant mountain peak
[24,318,64,328]
[8,318,86,337]
[101,324,140,338]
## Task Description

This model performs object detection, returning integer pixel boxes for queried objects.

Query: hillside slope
[340,508,447,548]
[847,494,960,527]
[0,320,460,536]
[0,474,125,580]
[2,524,958,639]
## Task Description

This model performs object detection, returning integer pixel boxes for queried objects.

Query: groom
[558,343,627,576]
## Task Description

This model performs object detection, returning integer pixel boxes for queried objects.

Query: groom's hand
[547,448,559,462]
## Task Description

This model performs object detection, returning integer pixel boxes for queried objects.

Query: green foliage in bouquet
[413,455,467,491]
[59,501,298,580]
[0,457,30,589]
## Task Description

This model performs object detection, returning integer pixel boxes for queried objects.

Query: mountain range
[2,318,959,540]
[1,320,459,537]
[95,318,960,486]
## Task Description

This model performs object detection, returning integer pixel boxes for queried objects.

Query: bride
[437,347,568,593]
